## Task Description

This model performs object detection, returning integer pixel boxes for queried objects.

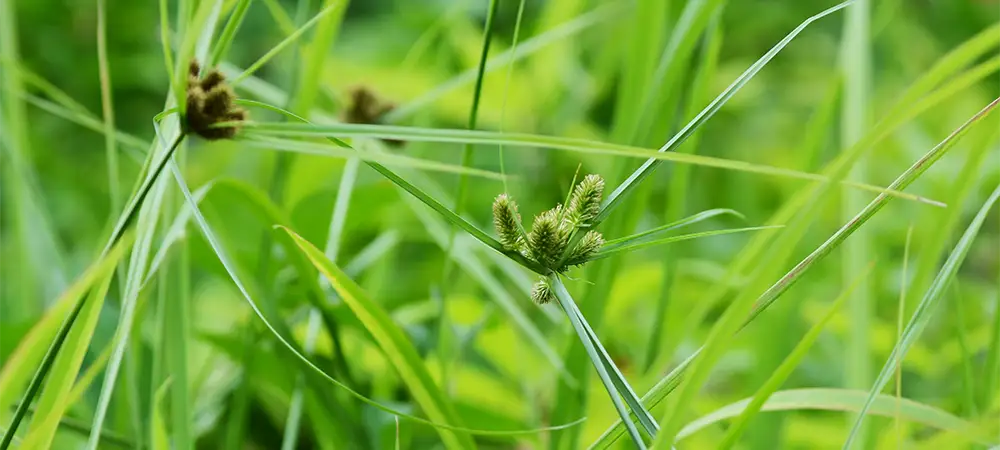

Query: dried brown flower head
[185,60,247,140]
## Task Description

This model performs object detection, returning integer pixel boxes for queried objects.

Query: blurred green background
[2,0,999,449]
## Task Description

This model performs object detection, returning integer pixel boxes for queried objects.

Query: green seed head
[492,193,524,251]
[567,174,604,226]
[528,205,570,268]
[530,277,554,305]
[567,230,604,266]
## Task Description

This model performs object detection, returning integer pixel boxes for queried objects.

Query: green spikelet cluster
[492,194,524,251]
[566,174,604,226]
[528,205,570,268]
[530,277,554,305]
[491,175,607,309]
[567,230,605,266]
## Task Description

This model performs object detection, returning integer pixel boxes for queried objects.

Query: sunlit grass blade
[241,122,943,207]
[231,2,340,85]
[168,160,585,436]
[675,388,996,445]
[653,98,1000,449]
[843,184,1000,448]
[602,208,745,248]
[208,0,251,67]
[591,97,1000,449]
[564,293,658,437]
[549,276,647,449]
[17,246,121,449]
[230,101,547,273]
[284,228,476,450]
[96,0,121,214]
[385,2,624,123]
[0,238,132,424]
[716,264,871,449]
[237,135,506,179]
[151,380,171,450]
[597,1,855,227]
[585,226,782,263]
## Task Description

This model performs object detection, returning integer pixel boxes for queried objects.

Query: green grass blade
[0,239,132,422]
[840,1,871,444]
[843,184,1000,448]
[586,226,782,263]
[453,0,499,219]
[96,0,121,214]
[208,0,252,67]
[601,208,744,247]
[231,2,340,85]
[655,98,999,449]
[596,1,855,227]
[549,276,647,449]
[676,388,995,445]
[564,294,658,436]
[285,228,477,450]
[168,163,584,436]
[17,248,121,449]
[240,123,942,207]
[385,2,623,123]
[151,381,171,450]
[236,135,505,179]
[21,93,147,158]
[594,97,1000,450]
[716,265,871,449]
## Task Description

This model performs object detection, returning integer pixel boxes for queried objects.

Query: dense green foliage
[1,0,998,449]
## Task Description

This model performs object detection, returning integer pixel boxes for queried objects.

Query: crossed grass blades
[493,174,605,304]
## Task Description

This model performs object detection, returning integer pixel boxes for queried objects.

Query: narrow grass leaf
[18,251,121,450]
[602,208,745,247]
[588,226,782,262]
[151,380,171,450]
[231,2,340,85]
[716,265,871,449]
[597,1,856,226]
[843,184,1000,448]
[550,276,647,449]
[168,164,585,436]
[676,388,995,444]
[0,238,132,421]
[242,122,941,207]
[237,135,506,179]
[208,0,252,67]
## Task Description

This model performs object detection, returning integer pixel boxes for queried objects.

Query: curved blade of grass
[284,228,477,450]
[208,0,252,67]
[843,184,1000,448]
[232,101,547,273]
[96,0,120,214]
[602,209,744,248]
[596,0,855,227]
[168,161,586,436]
[384,2,624,123]
[17,245,122,450]
[453,0,499,219]
[586,226,782,263]
[241,123,942,207]
[716,264,871,449]
[563,288,658,437]
[676,388,995,444]
[237,135,505,179]
[549,276,647,449]
[0,238,132,421]
[21,94,147,159]
[151,380,171,450]
[231,2,340,85]
[653,97,1000,450]
[590,97,1000,449]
